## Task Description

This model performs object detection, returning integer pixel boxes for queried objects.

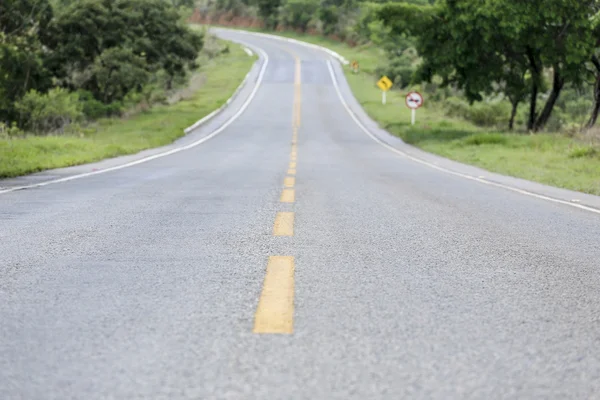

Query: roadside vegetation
[0,0,254,178]
[192,0,600,195]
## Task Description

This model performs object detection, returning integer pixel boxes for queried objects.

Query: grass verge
[212,26,600,196]
[0,38,256,179]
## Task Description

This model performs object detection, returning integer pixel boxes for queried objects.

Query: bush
[77,90,123,119]
[461,133,508,146]
[467,101,511,127]
[375,53,415,89]
[443,96,470,119]
[0,122,24,138]
[442,97,510,127]
[569,146,599,159]
[279,0,319,31]
[15,88,83,134]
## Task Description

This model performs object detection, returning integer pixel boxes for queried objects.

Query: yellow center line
[253,256,295,334]
[284,176,295,188]
[254,44,301,336]
[280,188,295,203]
[273,211,294,236]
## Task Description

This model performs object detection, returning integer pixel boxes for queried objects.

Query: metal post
[411,108,416,125]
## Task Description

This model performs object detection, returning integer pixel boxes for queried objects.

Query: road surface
[1,29,600,399]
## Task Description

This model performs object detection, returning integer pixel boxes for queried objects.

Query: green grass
[0,39,256,178]
[209,25,600,195]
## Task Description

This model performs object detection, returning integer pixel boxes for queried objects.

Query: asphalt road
[1,30,600,400]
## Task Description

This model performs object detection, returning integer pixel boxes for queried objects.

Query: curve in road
[1,29,599,399]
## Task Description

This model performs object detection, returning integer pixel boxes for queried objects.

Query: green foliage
[91,47,149,104]
[460,133,508,146]
[0,0,204,131]
[15,88,83,133]
[279,0,319,31]
[47,0,203,102]
[0,122,24,138]
[257,0,281,29]
[76,91,123,119]
[569,146,599,159]
[0,40,255,177]
[0,0,54,122]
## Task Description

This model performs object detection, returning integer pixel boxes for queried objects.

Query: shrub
[77,90,123,119]
[0,122,24,138]
[443,96,470,119]
[461,133,508,146]
[442,97,510,127]
[467,101,510,127]
[15,88,83,134]
[569,146,599,159]
[375,53,415,89]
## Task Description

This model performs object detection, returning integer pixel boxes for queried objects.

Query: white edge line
[243,47,254,56]
[184,49,257,134]
[229,28,599,216]
[325,60,600,215]
[0,47,269,195]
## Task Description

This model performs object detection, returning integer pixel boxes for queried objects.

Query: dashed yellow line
[273,211,294,236]
[254,47,301,336]
[280,188,295,203]
[253,256,295,334]
[284,176,295,188]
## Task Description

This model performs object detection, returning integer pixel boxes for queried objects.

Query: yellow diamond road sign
[377,76,393,91]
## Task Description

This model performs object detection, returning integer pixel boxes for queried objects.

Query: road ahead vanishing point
[1,29,600,400]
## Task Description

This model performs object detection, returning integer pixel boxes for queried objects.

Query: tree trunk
[528,81,538,131]
[509,100,519,131]
[533,66,565,131]
[526,47,540,131]
[586,56,600,128]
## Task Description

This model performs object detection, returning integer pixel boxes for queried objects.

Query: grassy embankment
[0,38,256,178]
[216,27,600,195]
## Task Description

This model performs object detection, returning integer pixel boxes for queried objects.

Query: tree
[47,0,203,102]
[279,0,319,31]
[380,0,598,131]
[257,0,281,29]
[0,0,53,123]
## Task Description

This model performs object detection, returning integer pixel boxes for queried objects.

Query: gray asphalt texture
[1,30,600,400]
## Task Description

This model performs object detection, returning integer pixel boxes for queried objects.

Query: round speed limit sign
[405,92,424,109]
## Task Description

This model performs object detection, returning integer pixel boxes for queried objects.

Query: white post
[411,108,416,125]
[382,91,386,105]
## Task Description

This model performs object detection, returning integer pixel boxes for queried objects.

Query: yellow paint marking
[284,176,295,188]
[288,169,296,175]
[273,211,294,236]
[253,256,295,334]
[280,189,295,203]
[289,162,297,169]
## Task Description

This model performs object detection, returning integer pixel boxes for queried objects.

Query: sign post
[376,76,393,105]
[405,91,424,125]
